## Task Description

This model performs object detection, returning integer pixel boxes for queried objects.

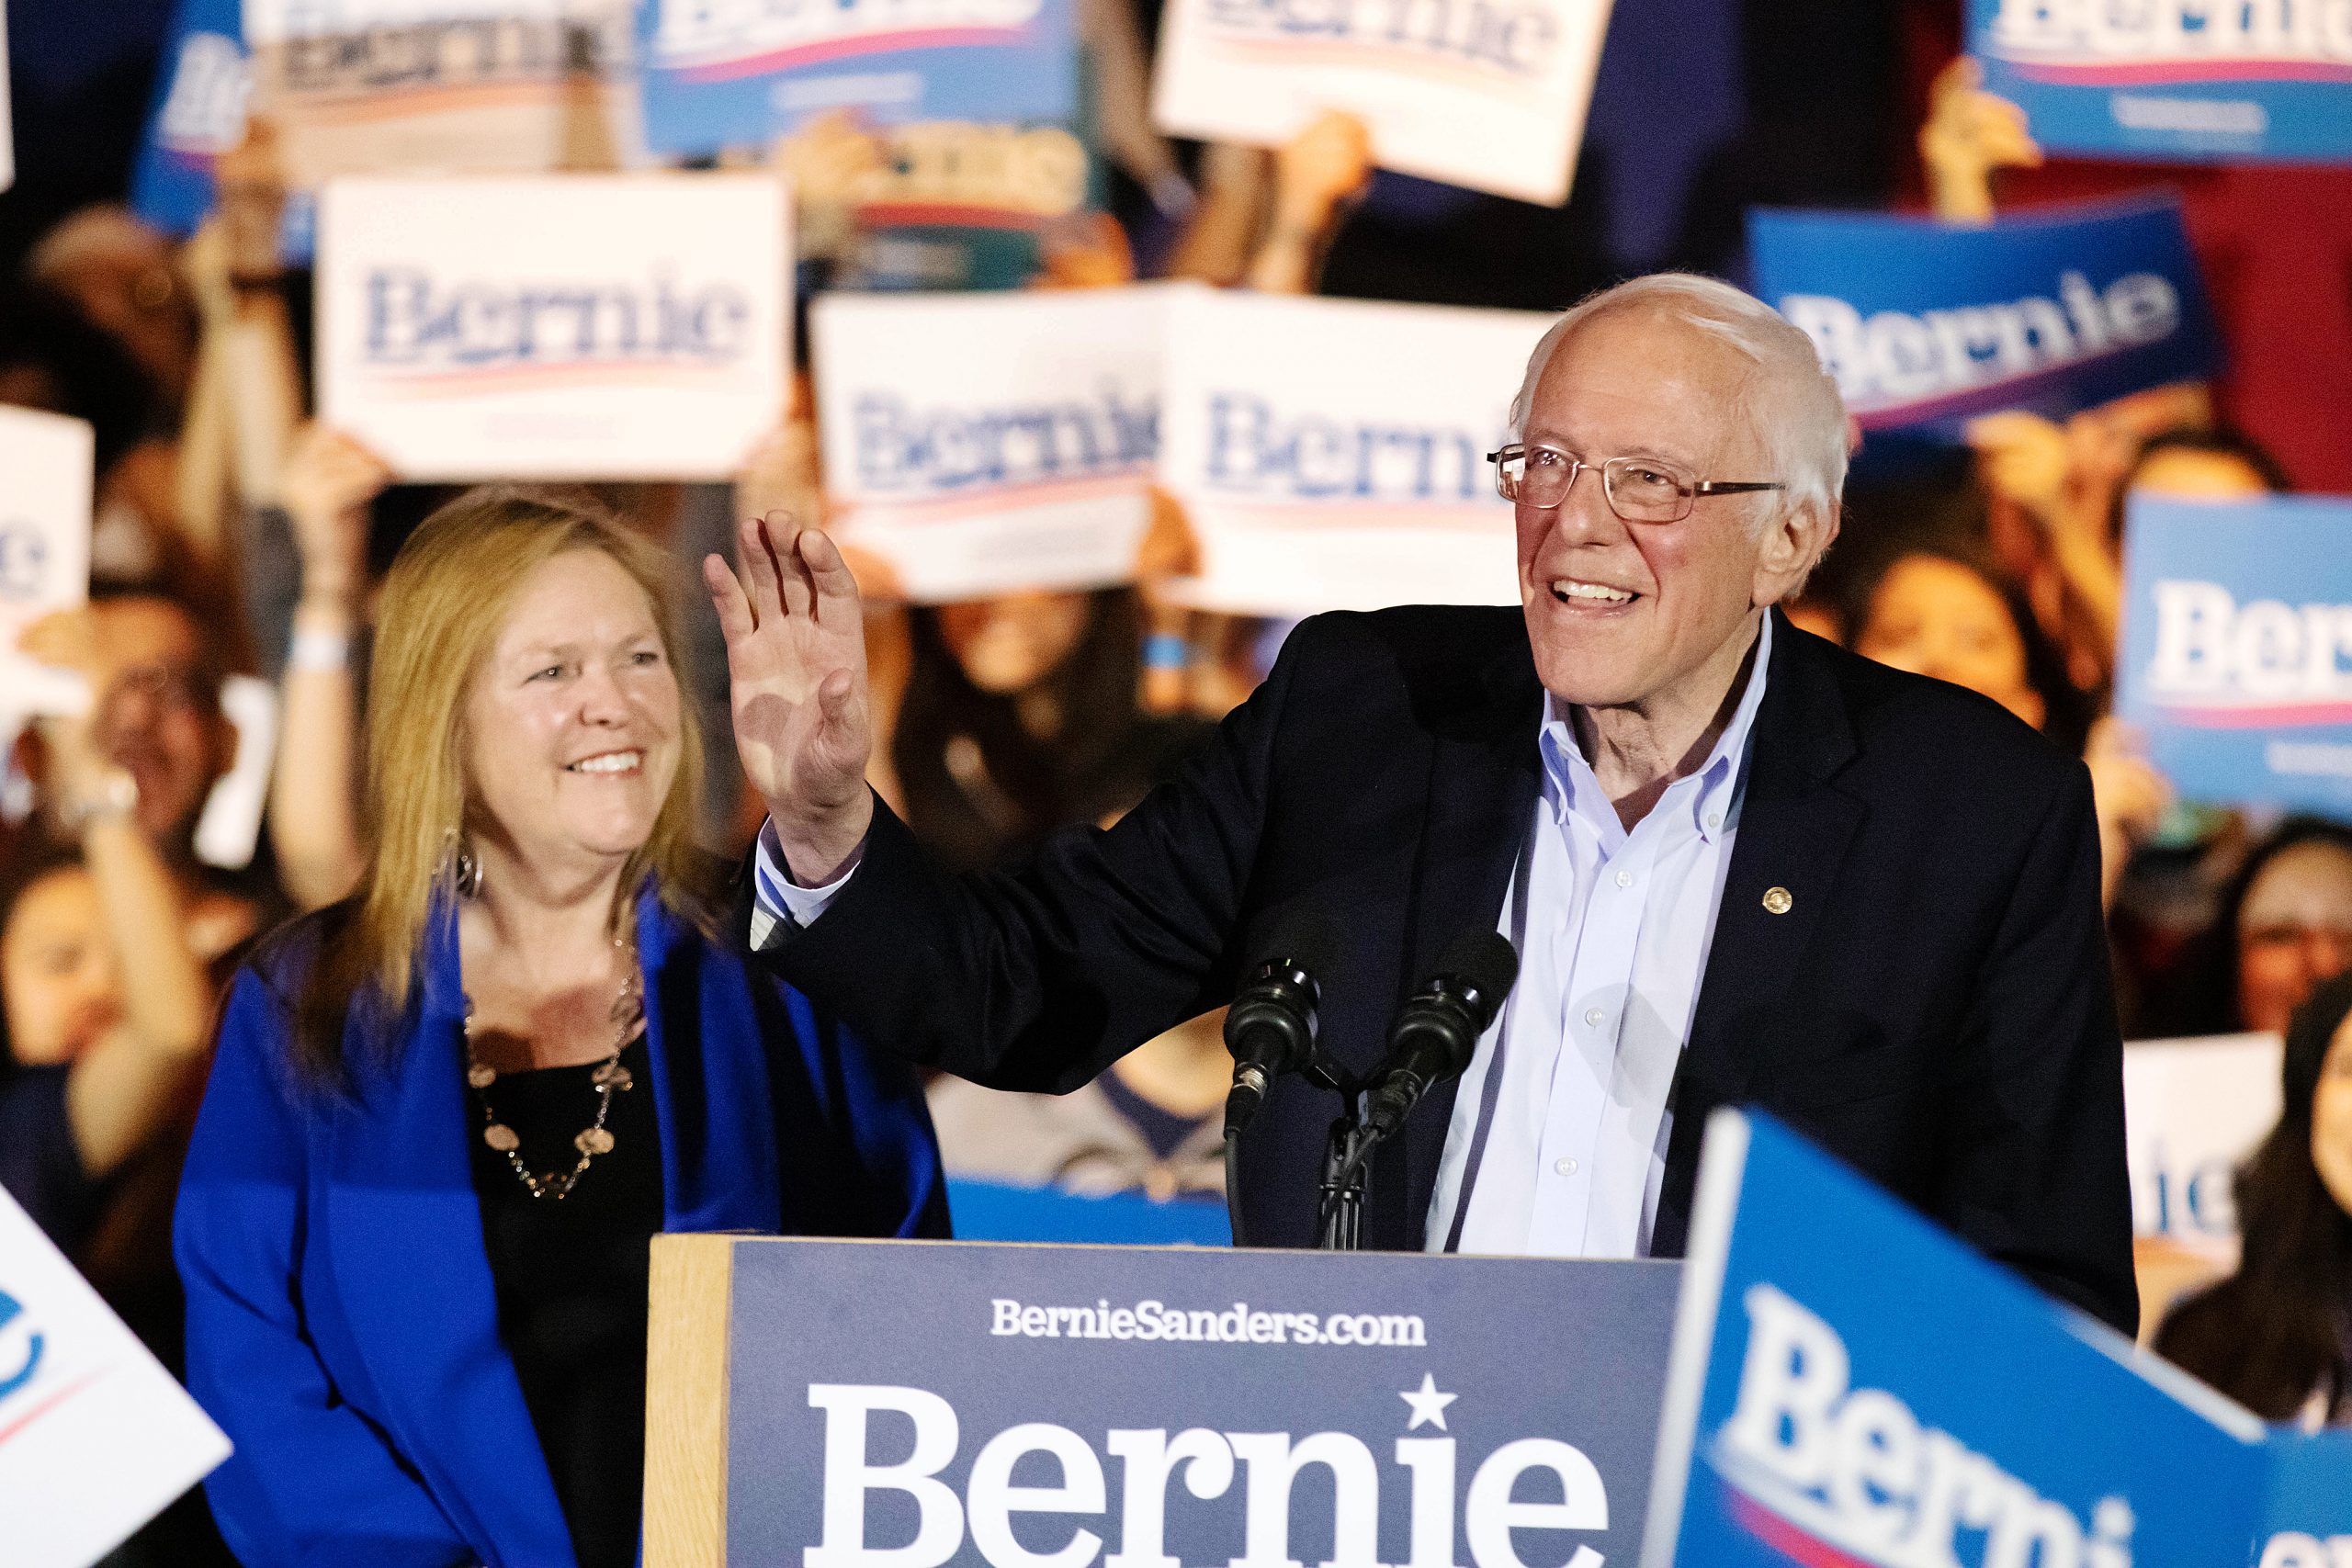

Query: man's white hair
[1507,273,1849,533]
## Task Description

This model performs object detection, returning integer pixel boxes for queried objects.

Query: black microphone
[1222,908,1339,1139]
[1362,930,1520,1145]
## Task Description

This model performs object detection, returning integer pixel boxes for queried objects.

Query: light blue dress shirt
[1425,612,1771,1259]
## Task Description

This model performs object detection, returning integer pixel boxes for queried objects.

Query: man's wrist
[768,795,874,887]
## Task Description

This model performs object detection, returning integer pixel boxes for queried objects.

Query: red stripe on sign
[673,28,1028,82]
[2007,58,2352,86]
[2157,700,2352,728]
[0,1366,111,1451]
[1726,1487,1889,1568]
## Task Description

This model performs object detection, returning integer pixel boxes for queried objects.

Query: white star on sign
[1399,1373,1457,1431]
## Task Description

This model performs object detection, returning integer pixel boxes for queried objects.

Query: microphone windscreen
[1258,904,1341,977]
[1434,928,1520,1010]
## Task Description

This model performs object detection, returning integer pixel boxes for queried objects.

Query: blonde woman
[175,490,945,1568]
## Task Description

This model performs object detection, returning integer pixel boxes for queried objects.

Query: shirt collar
[1538,611,1773,846]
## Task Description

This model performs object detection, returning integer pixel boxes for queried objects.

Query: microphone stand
[1309,1057,1371,1252]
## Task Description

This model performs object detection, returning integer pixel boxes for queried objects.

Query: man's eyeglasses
[1485,444,1784,524]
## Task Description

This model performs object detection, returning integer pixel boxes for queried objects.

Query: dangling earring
[442,828,483,898]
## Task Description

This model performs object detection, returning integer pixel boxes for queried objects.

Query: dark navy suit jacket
[175,884,947,1568]
[759,606,2138,1335]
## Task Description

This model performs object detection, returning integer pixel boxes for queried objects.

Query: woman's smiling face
[462,548,683,879]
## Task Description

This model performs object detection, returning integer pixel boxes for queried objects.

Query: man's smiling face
[1514,304,1788,711]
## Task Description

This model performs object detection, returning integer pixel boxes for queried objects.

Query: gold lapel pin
[1762,886,1793,915]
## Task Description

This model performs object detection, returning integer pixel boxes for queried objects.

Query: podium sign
[648,1236,1678,1567]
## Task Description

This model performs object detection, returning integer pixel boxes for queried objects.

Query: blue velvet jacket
[175,886,948,1568]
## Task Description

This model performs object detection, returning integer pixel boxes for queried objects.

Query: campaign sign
[2116,494,2352,815]
[1151,0,1611,206]
[646,1235,1679,1567]
[812,287,1164,600]
[0,409,96,733]
[634,0,1080,156]
[1747,194,2222,443]
[2262,1434,2352,1560]
[2124,1032,2282,1260]
[243,0,639,186]
[316,174,790,479]
[1970,0,2352,164]
[0,1186,232,1568]
[1158,288,1544,616]
[1640,1111,2274,1568]
[130,0,253,236]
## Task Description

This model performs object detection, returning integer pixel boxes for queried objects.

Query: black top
[469,1035,662,1568]
[0,1065,103,1252]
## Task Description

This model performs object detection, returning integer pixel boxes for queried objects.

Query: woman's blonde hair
[295,486,710,1090]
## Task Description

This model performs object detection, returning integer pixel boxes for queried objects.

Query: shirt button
[1554,1156,1579,1176]
[1614,868,1634,888]
[1708,811,1724,830]
[1583,1007,1605,1028]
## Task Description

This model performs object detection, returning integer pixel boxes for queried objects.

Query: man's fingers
[776,513,818,620]
[799,528,864,621]
[705,554,756,645]
[741,513,787,621]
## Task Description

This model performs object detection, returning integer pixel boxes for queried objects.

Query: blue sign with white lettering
[1642,1111,2275,1568]
[1969,0,2352,164]
[634,0,1080,157]
[2116,494,2352,815]
[1746,195,2222,443]
[2261,1433,2352,1561]
[130,0,249,237]
[718,1236,1677,1565]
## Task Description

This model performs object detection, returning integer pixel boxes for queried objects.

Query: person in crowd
[2155,970,2352,1425]
[713,272,2139,1332]
[175,488,945,1568]
[2109,423,2290,524]
[17,592,267,965]
[890,589,1211,874]
[2148,821,2352,1041]
[0,716,213,1255]
[1844,541,2169,911]
[25,205,199,419]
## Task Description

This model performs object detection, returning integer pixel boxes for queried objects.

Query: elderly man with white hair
[707,274,2137,1333]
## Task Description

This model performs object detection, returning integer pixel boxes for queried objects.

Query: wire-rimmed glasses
[1486,444,1784,523]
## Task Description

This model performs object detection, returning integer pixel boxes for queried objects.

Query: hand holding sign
[705,515,876,884]
[1920,57,2041,224]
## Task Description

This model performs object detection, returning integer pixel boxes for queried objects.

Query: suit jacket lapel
[1651,613,1865,1253]
[1386,637,1544,1250]
[637,889,782,1235]
[325,898,574,1568]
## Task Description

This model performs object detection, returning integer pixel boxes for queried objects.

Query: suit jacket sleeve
[760,611,1310,1094]
[175,972,477,1568]
[1933,759,2139,1336]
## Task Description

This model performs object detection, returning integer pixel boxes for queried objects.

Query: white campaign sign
[243,0,639,185]
[0,1186,232,1568]
[2123,1032,2283,1260]
[317,174,791,480]
[1150,0,1612,205]
[0,408,96,733]
[812,287,1167,602]
[1158,288,1544,615]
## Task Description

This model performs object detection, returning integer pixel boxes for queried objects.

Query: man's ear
[1755,501,1838,606]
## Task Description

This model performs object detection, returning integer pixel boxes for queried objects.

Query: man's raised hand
[704,513,876,884]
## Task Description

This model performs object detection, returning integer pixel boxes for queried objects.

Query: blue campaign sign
[717,1237,1679,1566]
[130,0,249,237]
[1969,0,2352,164]
[945,1179,1232,1247]
[2261,1432,2352,1561]
[2115,494,2352,815]
[633,0,1080,157]
[1746,195,2222,443]
[1641,1111,2274,1568]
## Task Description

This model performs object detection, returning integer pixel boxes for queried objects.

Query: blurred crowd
[2,1,2350,1556]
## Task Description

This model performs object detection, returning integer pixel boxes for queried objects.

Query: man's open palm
[704,513,876,881]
